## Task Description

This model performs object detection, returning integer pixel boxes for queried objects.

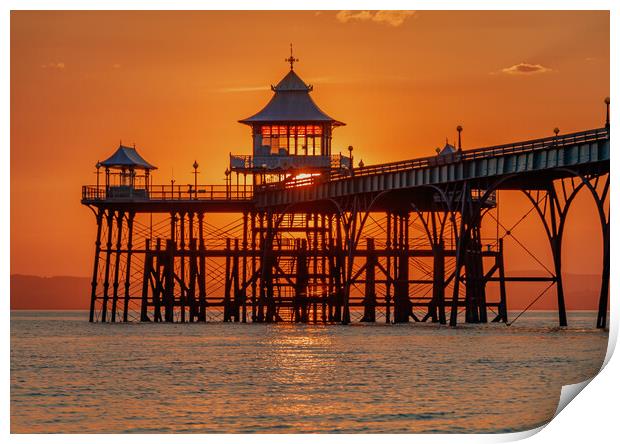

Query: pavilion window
[314,137,322,156]
[288,132,296,155]
[258,124,325,157]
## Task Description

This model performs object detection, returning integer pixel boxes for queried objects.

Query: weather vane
[285,43,298,70]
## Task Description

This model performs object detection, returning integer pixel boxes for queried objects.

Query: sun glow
[294,173,319,181]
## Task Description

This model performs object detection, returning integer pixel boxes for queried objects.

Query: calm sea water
[11,310,607,433]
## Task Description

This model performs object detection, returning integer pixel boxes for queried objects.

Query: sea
[10,310,608,434]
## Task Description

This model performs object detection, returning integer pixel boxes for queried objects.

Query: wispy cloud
[336,10,416,27]
[498,62,552,75]
[212,85,270,93]
[41,62,65,69]
[214,74,417,94]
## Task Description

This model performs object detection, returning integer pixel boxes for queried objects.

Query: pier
[81,56,610,327]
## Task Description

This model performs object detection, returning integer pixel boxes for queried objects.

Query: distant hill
[10,272,605,311]
[503,271,605,311]
[11,275,91,310]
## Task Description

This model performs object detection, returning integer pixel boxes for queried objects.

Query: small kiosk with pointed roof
[230,47,350,185]
[99,144,157,199]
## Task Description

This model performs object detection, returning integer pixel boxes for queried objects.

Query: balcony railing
[230,153,351,172]
[82,184,253,202]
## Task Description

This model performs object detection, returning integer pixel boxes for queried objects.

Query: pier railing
[82,184,253,202]
[258,127,609,191]
[82,127,608,201]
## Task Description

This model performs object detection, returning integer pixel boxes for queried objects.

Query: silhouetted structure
[81,55,610,328]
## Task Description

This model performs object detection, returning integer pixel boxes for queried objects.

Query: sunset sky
[10,10,609,280]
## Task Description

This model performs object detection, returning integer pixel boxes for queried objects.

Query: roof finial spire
[285,43,298,71]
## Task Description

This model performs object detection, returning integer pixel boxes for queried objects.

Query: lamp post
[456,125,463,151]
[348,145,354,176]
[225,168,231,199]
[95,161,101,198]
[192,160,199,200]
[553,127,560,145]
[605,97,610,129]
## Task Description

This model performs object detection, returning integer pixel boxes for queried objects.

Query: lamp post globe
[605,97,610,128]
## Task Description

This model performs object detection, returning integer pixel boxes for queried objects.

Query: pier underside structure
[83,127,610,327]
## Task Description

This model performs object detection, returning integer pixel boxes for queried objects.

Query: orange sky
[10,10,609,278]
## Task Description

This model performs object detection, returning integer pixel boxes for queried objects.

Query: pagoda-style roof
[439,141,457,156]
[239,70,345,126]
[100,145,157,170]
[272,70,313,92]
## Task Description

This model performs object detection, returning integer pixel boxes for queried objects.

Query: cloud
[336,11,373,23]
[41,62,65,69]
[372,11,417,27]
[499,62,552,75]
[336,10,416,27]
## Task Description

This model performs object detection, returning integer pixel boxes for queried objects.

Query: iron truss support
[523,173,609,327]
[85,172,605,327]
